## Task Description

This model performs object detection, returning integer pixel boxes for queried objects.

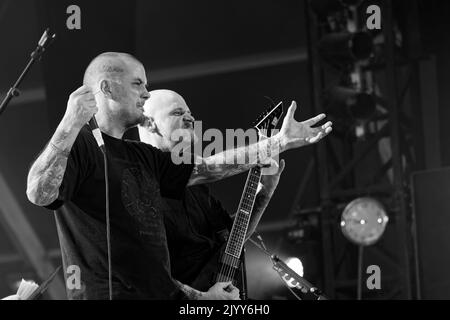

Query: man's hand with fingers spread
[278,101,333,151]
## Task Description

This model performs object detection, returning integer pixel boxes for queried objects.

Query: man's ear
[146,116,158,133]
[100,79,113,98]
[142,116,163,137]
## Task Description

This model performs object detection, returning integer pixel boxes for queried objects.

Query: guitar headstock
[253,101,284,137]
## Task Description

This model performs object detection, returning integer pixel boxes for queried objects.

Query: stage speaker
[412,167,450,299]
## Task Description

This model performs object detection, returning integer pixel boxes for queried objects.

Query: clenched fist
[201,281,240,300]
[62,85,98,130]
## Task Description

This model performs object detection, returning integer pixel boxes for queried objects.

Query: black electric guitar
[190,101,284,294]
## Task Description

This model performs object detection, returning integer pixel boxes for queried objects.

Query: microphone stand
[0,28,56,116]
[249,233,328,300]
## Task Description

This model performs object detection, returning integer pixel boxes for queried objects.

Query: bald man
[26,52,332,300]
[26,52,184,300]
[138,90,285,299]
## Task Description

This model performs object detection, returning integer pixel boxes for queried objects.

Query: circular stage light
[340,197,389,246]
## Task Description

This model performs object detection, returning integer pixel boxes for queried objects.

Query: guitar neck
[224,166,262,259]
[214,101,283,284]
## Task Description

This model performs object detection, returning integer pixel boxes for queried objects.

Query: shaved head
[140,89,196,151]
[143,89,187,117]
[83,52,141,88]
[81,52,150,136]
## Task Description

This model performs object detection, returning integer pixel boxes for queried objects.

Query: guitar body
[190,242,244,293]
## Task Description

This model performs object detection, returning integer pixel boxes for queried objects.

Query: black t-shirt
[163,185,233,285]
[46,125,193,299]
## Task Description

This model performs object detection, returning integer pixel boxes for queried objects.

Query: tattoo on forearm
[27,142,70,206]
[246,187,272,239]
[189,161,253,185]
[188,135,283,186]
[175,281,203,300]
[256,135,283,164]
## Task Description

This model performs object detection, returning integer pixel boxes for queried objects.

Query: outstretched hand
[279,101,332,150]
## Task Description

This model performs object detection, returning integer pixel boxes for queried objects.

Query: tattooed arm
[26,85,98,206]
[26,123,80,206]
[188,101,332,186]
[176,280,240,300]
[187,134,283,186]
[175,281,204,300]
[246,160,285,240]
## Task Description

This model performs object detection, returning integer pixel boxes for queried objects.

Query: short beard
[137,113,147,126]
[121,111,146,129]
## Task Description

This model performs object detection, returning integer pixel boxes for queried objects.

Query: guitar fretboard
[215,101,283,285]
[224,166,261,259]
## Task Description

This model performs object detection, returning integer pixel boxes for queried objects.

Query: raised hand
[62,85,98,130]
[279,101,332,150]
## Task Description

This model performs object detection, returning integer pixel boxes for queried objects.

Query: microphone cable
[89,117,112,300]
[102,148,112,300]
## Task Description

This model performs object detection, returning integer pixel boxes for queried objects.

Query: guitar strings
[218,122,273,285]
[223,160,262,282]
[219,168,261,283]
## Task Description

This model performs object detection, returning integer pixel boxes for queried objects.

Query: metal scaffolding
[294,0,425,299]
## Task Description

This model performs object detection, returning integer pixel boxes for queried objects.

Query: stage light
[283,257,304,288]
[326,86,376,121]
[286,257,304,277]
[319,31,374,64]
[354,124,366,138]
[340,197,389,246]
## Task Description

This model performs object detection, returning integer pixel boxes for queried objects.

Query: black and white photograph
[0,0,448,309]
